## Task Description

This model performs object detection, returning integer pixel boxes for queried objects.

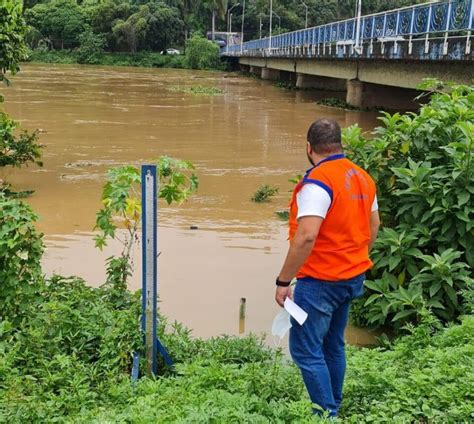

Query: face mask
[271,308,292,341]
[307,152,316,167]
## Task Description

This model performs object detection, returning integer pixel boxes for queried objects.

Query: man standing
[275,119,380,417]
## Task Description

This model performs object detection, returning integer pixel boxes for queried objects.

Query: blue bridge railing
[223,0,474,59]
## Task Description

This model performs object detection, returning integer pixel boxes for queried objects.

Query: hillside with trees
[23,0,426,54]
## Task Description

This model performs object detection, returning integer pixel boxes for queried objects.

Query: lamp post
[227,3,240,32]
[268,0,273,52]
[272,10,281,30]
[240,0,246,54]
[301,1,308,29]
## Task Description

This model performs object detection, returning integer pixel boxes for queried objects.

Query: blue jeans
[289,274,365,417]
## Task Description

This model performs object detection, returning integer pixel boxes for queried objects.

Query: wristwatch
[275,277,291,287]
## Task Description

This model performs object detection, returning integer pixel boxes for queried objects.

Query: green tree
[86,0,132,51]
[25,0,85,49]
[185,33,222,69]
[77,28,107,64]
[112,5,150,53]
[0,0,28,83]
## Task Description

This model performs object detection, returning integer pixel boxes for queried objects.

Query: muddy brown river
[4,63,381,344]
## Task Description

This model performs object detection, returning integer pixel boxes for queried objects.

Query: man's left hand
[275,286,292,307]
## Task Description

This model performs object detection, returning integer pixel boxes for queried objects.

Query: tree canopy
[22,0,426,53]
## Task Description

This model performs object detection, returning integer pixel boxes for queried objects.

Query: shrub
[251,184,279,203]
[0,195,44,323]
[76,29,106,64]
[344,81,474,330]
[185,34,223,70]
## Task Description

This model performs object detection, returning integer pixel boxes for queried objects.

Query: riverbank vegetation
[344,80,473,332]
[22,0,426,69]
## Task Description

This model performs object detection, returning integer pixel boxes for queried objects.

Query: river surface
[4,63,381,344]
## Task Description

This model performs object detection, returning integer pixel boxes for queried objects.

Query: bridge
[222,0,474,108]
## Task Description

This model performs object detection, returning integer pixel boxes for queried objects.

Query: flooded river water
[4,64,381,344]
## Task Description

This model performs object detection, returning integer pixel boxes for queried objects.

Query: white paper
[284,298,308,325]
[271,308,292,339]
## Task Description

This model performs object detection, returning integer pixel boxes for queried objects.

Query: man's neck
[312,151,344,166]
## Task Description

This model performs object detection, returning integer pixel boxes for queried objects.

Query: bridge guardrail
[222,0,474,59]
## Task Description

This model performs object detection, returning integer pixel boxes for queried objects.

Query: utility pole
[212,10,216,40]
[227,3,240,32]
[272,11,281,31]
[240,0,246,54]
[268,0,273,52]
[302,1,308,29]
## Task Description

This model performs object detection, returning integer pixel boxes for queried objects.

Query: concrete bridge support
[346,80,422,109]
[261,67,281,81]
[296,74,346,91]
[249,66,261,76]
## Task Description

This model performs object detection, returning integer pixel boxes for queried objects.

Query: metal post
[269,0,273,53]
[425,3,433,54]
[259,13,263,39]
[141,165,158,377]
[467,0,474,54]
[302,1,308,29]
[240,0,246,54]
[227,3,240,33]
[443,0,453,56]
[394,10,400,55]
[355,0,362,54]
[409,6,415,54]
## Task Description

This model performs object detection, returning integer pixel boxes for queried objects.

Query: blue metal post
[141,165,158,377]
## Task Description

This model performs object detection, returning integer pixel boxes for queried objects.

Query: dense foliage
[22,0,427,56]
[0,194,43,324]
[345,81,474,330]
[0,0,28,82]
[185,33,222,70]
[1,257,473,422]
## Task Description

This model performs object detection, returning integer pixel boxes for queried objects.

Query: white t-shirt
[296,184,378,219]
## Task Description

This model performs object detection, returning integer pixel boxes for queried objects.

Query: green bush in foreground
[0,268,473,422]
[344,81,474,330]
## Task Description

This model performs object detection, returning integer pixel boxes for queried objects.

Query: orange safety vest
[289,153,376,281]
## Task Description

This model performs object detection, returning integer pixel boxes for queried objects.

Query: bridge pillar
[296,73,346,91]
[261,67,281,81]
[346,80,421,110]
[240,64,251,73]
[249,66,262,76]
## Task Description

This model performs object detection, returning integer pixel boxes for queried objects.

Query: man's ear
[306,142,312,155]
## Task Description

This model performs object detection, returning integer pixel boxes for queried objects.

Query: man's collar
[305,153,345,174]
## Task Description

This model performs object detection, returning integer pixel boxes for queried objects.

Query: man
[275,118,380,417]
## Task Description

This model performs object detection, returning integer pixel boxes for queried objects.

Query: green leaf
[392,309,416,322]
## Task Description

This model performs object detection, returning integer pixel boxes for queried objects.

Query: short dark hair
[307,119,342,154]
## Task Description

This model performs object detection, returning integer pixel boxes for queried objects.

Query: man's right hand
[275,286,292,307]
